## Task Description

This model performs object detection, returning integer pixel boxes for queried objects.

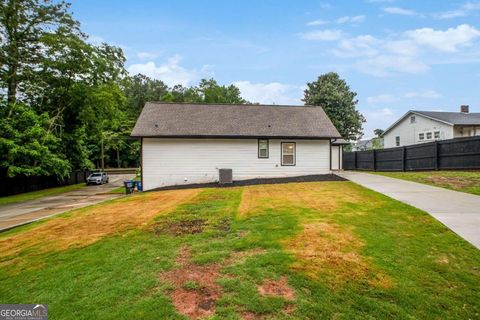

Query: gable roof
[382,110,480,136]
[131,102,341,139]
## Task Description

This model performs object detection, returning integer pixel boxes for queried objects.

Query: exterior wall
[142,138,331,190]
[453,126,480,137]
[331,145,343,170]
[384,113,454,148]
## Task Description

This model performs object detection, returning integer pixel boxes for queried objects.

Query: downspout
[329,139,332,173]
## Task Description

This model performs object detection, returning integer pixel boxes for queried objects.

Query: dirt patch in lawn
[159,246,271,319]
[160,247,222,319]
[285,222,392,289]
[0,189,200,265]
[153,219,206,236]
[257,276,295,300]
[238,182,364,218]
[425,175,477,189]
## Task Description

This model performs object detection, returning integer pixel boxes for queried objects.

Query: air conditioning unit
[219,168,233,184]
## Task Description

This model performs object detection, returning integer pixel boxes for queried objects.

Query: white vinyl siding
[142,138,330,190]
[383,113,454,148]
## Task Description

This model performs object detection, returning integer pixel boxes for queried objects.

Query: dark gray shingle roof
[131,102,341,138]
[413,110,480,125]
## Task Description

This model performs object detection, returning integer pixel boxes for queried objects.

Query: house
[131,102,342,190]
[352,138,383,151]
[382,105,480,148]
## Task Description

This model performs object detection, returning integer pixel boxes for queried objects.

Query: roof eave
[130,134,341,140]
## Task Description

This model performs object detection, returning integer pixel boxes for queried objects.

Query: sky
[70,0,480,138]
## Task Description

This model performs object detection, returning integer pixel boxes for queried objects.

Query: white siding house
[132,103,342,190]
[382,107,480,148]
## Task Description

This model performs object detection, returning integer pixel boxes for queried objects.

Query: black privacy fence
[343,136,480,171]
[0,170,92,197]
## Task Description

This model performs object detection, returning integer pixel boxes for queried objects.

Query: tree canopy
[303,72,365,141]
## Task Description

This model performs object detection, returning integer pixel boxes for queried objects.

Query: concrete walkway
[337,171,480,249]
[0,174,134,231]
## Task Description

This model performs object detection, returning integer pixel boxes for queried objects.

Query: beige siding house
[382,106,480,148]
[132,103,342,190]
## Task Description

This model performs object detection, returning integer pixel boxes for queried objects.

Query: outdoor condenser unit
[219,168,233,184]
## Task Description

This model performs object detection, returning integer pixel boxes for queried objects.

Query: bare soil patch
[153,219,206,236]
[426,176,476,189]
[257,276,295,300]
[285,222,392,289]
[238,182,364,218]
[159,246,269,319]
[0,189,200,265]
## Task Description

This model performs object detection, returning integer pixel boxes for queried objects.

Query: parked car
[86,172,109,185]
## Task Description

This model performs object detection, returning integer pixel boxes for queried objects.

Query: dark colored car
[86,172,109,185]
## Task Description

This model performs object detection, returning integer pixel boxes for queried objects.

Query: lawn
[0,181,479,319]
[0,183,85,206]
[372,171,480,196]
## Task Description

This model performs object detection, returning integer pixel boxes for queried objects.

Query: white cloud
[127,55,212,87]
[404,90,442,99]
[356,55,429,76]
[405,24,480,52]
[336,15,366,24]
[137,52,159,60]
[334,35,379,57]
[299,29,344,41]
[383,40,418,56]
[367,94,397,104]
[232,81,302,105]
[88,35,105,45]
[436,1,480,19]
[306,19,328,26]
[382,7,417,16]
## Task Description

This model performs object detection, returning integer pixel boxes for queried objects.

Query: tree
[0,0,80,106]
[374,129,384,137]
[303,72,365,141]
[0,103,70,177]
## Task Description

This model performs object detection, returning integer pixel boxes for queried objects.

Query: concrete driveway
[338,171,480,249]
[0,174,135,231]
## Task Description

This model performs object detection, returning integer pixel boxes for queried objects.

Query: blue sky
[70,0,480,138]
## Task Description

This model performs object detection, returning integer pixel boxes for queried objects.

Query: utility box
[219,168,233,184]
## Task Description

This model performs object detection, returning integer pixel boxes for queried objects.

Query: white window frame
[434,131,440,139]
[419,133,425,140]
[395,136,400,146]
[410,116,416,123]
[258,139,269,158]
[426,132,432,140]
[281,142,296,166]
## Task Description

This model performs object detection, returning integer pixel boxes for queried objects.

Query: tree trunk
[100,138,104,170]
[116,148,120,168]
[7,63,18,108]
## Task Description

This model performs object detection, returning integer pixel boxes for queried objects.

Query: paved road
[338,171,480,249]
[0,174,134,231]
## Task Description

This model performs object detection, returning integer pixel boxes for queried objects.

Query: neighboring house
[352,138,383,151]
[131,102,342,190]
[382,105,480,148]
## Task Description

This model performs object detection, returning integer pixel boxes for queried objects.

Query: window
[281,142,295,166]
[258,139,269,158]
[410,116,416,123]
[395,136,400,147]
[434,131,440,139]
[419,133,425,140]
[426,132,432,139]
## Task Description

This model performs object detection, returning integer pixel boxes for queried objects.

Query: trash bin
[136,180,143,192]
[124,180,135,194]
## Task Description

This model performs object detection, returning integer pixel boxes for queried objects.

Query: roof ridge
[146,101,319,108]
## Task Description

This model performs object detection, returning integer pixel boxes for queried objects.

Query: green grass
[371,170,480,195]
[0,182,479,319]
[0,183,85,206]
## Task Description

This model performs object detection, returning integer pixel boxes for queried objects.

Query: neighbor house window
[281,142,295,166]
[426,132,432,140]
[410,116,416,123]
[434,131,440,139]
[395,136,400,146]
[258,139,269,158]
[419,133,425,140]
